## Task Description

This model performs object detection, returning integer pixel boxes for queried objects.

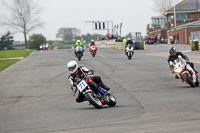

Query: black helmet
[169,47,177,56]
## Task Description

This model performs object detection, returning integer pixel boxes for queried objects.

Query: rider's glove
[71,86,77,93]
[186,61,190,64]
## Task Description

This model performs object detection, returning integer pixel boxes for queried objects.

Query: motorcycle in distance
[171,56,199,87]
[125,44,134,60]
[75,46,83,61]
[89,45,97,57]
[73,70,116,109]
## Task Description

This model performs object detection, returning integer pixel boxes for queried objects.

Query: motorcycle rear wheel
[184,73,195,87]
[195,75,199,86]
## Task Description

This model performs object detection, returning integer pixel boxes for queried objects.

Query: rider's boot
[99,83,110,91]
[175,75,179,79]
[195,70,198,74]
[190,62,198,74]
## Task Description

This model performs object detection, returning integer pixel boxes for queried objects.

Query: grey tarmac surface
[0,44,200,133]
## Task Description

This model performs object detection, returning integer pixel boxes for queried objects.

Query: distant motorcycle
[73,71,116,109]
[75,46,83,61]
[89,45,97,57]
[125,44,134,60]
[172,56,199,87]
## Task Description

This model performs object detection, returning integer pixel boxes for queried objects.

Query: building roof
[176,20,200,29]
[165,0,200,14]
[151,16,166,19]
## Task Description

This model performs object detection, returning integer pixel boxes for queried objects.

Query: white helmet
[67,61,78,74]
[91,39,94,42]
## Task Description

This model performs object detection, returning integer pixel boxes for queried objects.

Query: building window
[176,13,191,20]
[186,13,191,19]
[153,19,159,25]
[160,18,165,28]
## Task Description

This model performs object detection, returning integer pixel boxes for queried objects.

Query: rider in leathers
[89,40,97,52]
[89,40,97,47]
[74,40,84,56]
[124,38,134,56]
[167,47,198,83]
[67,61,110,103]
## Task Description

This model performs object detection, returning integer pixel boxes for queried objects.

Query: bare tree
[56,28,81,42]
[152,0,182,15]
[0,0,44,49]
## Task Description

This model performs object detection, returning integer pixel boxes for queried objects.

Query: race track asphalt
[0,44,200,133]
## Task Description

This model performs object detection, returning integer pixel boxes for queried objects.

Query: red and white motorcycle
[89,45,97,57]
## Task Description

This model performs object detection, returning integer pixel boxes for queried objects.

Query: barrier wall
[95,40,145,50]
[95,39,115,48]
[114,42,145,50]
[114,42,124,50]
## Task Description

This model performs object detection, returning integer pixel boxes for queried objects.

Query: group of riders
[74,39,97,57]
[74,38,134,57]
[68,38,199,105]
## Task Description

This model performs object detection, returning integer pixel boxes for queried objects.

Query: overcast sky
[0,0,159,41]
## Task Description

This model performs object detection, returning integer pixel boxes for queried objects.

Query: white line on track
[99,54,106,58]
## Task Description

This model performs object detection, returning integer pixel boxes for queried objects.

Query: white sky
[0,0,159,41]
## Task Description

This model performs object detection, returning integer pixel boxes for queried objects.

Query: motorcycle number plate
[77,80,88,92]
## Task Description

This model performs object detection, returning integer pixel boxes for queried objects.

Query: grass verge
[0,59,20,72]
[0,50,34,58]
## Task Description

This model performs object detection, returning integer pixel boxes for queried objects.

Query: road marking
[182,50,191,53]
[0,57,24,60]
[99,54,106,58]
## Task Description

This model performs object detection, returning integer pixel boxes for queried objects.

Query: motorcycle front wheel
[77,53,81,61]
[128,55,132,60]
[107,92,117,107]
[84,92,103,109]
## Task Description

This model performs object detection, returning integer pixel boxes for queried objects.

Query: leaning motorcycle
[172,57,199,87]
[125,44,134,60]
[73,71,116,109]
[75,46,83,61]
[90,45,97,57]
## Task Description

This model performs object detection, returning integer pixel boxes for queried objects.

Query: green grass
[12,46,25,50]
[64,44,74,47]
[0,59,20,72]
[0,50,34,58]
[0,50,34,72]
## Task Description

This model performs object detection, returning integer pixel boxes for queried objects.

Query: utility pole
[174,6,176,28]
